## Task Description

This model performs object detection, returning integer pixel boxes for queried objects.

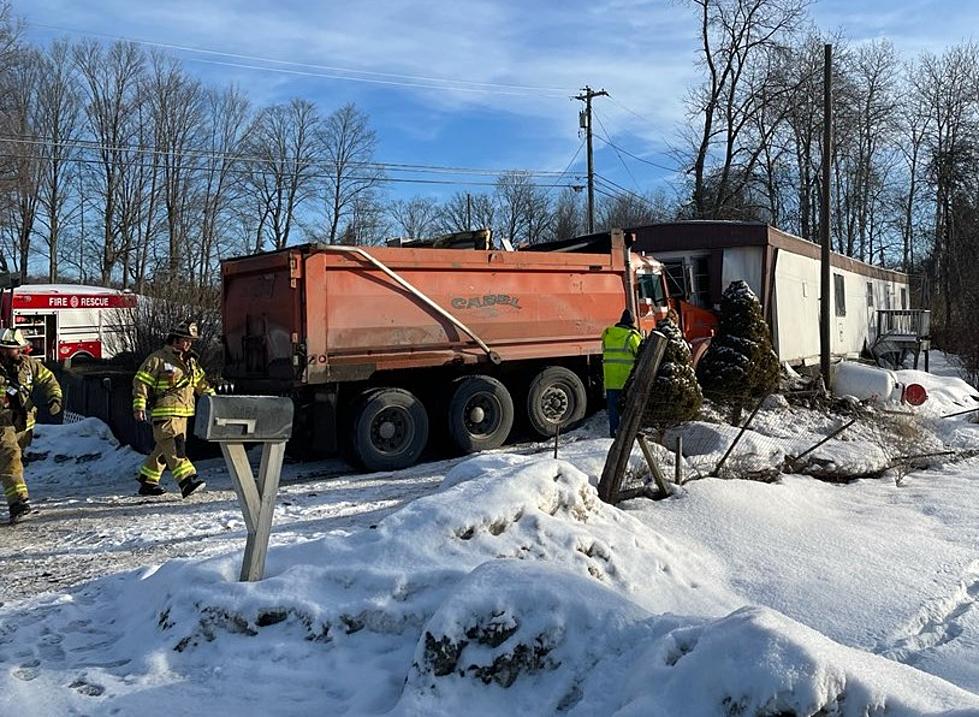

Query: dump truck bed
[222,241,632,387]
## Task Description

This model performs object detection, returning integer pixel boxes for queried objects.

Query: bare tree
[148,52,204,276]
[895,58,931,272]
[321,103,383,243]
[436,191,495,233]
[597,188,673,230]
[913,44,979,333]
[192,85,250,284]
[74,40,146,284]
[388,196,439,239]
[0,46,41,274]
[245,98,319,251]
[683,0,809,219]
[338,191,388,245]
[494,171,551,246]
[552,188,584,241]
[34,39,81,281]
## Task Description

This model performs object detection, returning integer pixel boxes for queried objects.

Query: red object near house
[903,383,928,406]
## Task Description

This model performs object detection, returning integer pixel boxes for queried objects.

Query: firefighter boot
[179,476,206,499]
[138,480,167,497]
[9,498,32,523]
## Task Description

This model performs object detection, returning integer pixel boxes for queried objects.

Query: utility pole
[820,44,833,388]
[575,85,608,234]
[466,192,472,230]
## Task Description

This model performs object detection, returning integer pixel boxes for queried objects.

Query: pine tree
[623,316,703,433]
[696,280,780,416]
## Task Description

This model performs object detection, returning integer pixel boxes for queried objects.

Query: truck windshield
[638,273,667,305]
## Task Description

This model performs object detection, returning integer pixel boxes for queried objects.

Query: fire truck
[0,283,137,362]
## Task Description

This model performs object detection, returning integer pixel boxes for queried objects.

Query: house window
[834,273,846,317]
[901,288,908,310]
[866,282,874,308]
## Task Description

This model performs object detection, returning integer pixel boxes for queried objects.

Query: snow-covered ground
[2,357,979,715]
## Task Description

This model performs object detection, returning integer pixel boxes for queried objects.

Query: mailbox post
[195,395,294,581]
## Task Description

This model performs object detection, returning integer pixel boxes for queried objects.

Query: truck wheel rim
[540,385,571,423]
[464,393,500,437]
[371,407,413,454]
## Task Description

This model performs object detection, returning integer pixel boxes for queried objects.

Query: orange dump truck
[221,233,670,470]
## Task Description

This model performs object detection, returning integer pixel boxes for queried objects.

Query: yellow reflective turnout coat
[602,324,642,391]
[0,356,62,432]
[133,346,214,419]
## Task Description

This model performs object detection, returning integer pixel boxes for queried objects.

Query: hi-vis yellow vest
[602,325,642,391]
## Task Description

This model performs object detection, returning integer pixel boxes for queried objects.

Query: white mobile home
[629,221,919,366]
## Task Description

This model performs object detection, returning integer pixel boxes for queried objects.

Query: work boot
[8,499,33,523]
[138,481,167,497]
[179,476,206,499]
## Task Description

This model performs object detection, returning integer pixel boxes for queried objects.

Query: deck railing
[877,309,931,339]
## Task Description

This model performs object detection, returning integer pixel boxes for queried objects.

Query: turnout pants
[0,425,32,505]
[139,417,196,485]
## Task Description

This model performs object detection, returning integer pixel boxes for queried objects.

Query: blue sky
[19,0,979,205]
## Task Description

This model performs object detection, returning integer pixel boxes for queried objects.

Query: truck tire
[526,366,587,437]
[447,376,514,453]
[351,388,429,472]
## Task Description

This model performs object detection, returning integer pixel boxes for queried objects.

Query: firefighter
[0,328,62,522]
[602,309,642,438]
[132,321,214,498]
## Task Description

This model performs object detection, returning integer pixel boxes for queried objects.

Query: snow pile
[0,457,727,715]
[25,417,144,492]
[5,453,978,714]
[895,367,979,417]
[402,560,979,716]
[665,420,785,477]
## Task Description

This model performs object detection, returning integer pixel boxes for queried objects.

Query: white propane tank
[831,361,900,403]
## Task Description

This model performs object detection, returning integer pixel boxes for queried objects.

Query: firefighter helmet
[0,328,29,348]
[169,321,199,340]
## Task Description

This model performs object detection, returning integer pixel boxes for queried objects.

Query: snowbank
[895,367,979,417]
[402,560,979,716]
[3,453,978,715]
[26,417,144,494]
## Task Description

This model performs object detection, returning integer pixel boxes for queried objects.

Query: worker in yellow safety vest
[132,321,214,498]
[0,328,62,522]
[602,309,642,438]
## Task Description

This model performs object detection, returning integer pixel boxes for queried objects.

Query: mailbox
[195,395,294,442]
[195,394,295,582]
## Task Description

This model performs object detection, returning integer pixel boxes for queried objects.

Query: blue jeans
[606,389,621,438]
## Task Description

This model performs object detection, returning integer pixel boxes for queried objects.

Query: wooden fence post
[598,331,669,504]
[674,435,683,485]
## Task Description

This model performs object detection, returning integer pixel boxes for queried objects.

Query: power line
[593,109,641,193]
[0,135,573,178]
[593,133,680,173]
[28,21,573,97]
[594,174,663,211]
[0,150,580,189]
[546,139,586,198]
[605,95,654,125]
